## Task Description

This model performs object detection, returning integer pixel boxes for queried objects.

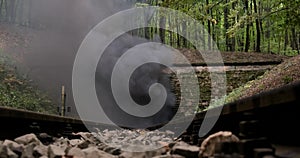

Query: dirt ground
[177,48,289,65]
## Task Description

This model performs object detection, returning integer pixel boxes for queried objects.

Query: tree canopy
[0,0,299,54]
[133,0,300,55]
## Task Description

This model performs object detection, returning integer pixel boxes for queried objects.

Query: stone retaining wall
[169,66,269,112]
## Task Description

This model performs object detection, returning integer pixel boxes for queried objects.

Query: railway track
[0,107,88,140]
[1,81,299,147]
[183,81,300,146]
[0,107,117,140]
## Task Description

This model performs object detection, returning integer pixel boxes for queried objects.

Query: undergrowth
[0,51,56,114]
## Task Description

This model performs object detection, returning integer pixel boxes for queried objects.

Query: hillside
[0,53,56,114]
[224,54,300,104]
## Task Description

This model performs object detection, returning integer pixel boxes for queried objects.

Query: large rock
[33,144,48,157]
[103,146,120,155]
[14,134,41,145]
[21,143,35,158]
[6,148,18,158]
[3,140,24,155]
[69,139,83,147]
[73,132,93,140]
[97,143,108,150]
[0,144,18,158]
[67,147,85,157]
[37,133,53,145]
[77,140,90,149]
[0,145,7,158]
[48,145,65,158]
[199,131,240,158]
[73,132,100,144]
[82,146,115,158]
[52,138,69,152]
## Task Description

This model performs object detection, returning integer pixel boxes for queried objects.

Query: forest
[1,0,299,55]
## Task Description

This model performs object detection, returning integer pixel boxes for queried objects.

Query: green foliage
[281,50,299,57]
[132,0,299,54]
[0,52,56,114]
[282,76,293,84]
[135,2,149,7]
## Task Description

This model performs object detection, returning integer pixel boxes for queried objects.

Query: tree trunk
[284,29,288,51]
[200,4,206,50]
[253,0,261,52]
[27,0,32,27]
[246,2,251,52]
[159,21,166,43]
[250,0,255,51]
[202,21,206,50]
[194,21,198,48]
[206,0,211,50]
[224,0,229,51]
[278,34,281,54]
[265,0,271,53]
[182,20,187,47]
[291,27,299,53]
[144,27,150,39]
[211,11,216,49]
[215,10,220,49]
[244,0,250,52]
[258,0,263,37]
[7,0,15,23]
[231,1,236,51]
[158,0,166,43]
[145,16,151,39]
[168,15,173,47]
[0,0,3,19]
[298,31,300,54]
[177,23,180,47]
[4,0,8,22]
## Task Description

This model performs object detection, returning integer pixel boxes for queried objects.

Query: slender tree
[253,0,261,52]
[244,0,250,52]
